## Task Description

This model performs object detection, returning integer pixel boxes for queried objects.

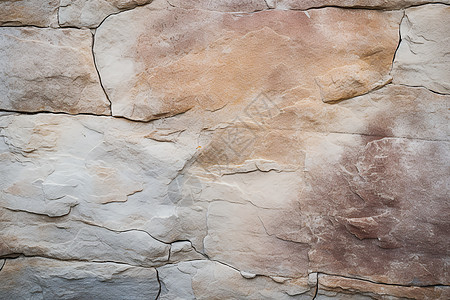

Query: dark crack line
[171,239,209,260]
[390,10,405,75]
[4,205,77,219]
[0,108,110,118]
[0,108,158,124]
[317,272,450,288]
[312,273,319,300]
[287,2,450,12]
[91,31,112,114]
[0,24,79,29]
[76,219,171,246]
[2,1,449,31]
[395,83,450,96]
[155,268,162,300]
[0,259,5,272]
[56,0,62,27]
[1,254,157,269]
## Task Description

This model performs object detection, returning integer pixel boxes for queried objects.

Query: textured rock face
[1,1,449,299]
[158,261,316,299]
[393,4,450,94]
[0,27,110,114]
[316,274,450,300]
[167,0,269,11]
[0,0,59,27]
[95,6,400,121]
[0,257,160,299]
[276,0,450,9]
[59,0,154,28]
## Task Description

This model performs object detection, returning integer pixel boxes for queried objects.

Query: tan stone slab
[0,0,59,27]
[393,4,450,94]
[316,274,450,299]
[0,257,160,299]
[59,0,154,28]
[276,0,450,9]
[94,7,401,121]
[0,27,110,115]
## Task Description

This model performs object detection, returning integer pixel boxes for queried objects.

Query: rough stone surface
[0,0,59,27]
[167,0,269,11]
[59,0,154,28]
[393,4,450,94]
[158,260,315,299]
[276,0,450,9]
[0,27,110,115]
[316,274,450,299]
[0,114,189,265]
[0,256,160,299]
[1,1,449,299]
[95,6,400,121]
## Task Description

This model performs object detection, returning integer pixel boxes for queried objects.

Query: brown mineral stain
[128,8,400,120]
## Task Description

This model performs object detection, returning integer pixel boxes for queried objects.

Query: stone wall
[0,0,449,299]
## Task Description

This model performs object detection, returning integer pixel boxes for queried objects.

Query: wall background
[0,0,449,299]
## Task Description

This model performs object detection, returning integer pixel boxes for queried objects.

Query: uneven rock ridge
[0,0,449,299]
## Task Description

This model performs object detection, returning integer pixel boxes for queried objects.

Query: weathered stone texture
[276,0,450,9]
[0,27,110,115]
[159,261,316,299]
[393,4,450,94]
[167,0,269,11]
[0,1,449,299]
[316,274,450,299]
[95,6,400,121]
[0,0,59,27]
[0,257,160,299]
[59,0,154,28]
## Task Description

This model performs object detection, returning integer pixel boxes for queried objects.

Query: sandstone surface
[1,1,449,299]
[276,0,450,9]
[0,0,59,27]
[316,274,450,299]
[393,4,450,94]
[95,6,401,121]
[59,0,154,28]
[0,27,110,114]
[0,256,160,299]
[167,0,269,11]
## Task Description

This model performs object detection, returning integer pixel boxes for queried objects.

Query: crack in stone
[390,10,406,76]
[0,24,79,29]
[0,260,5,272]
[2,2,449,32]
[58,0,156,29]
[90,31,112,114]
[76,219,171,247]
[4,205,77,219]
[155,268,162,300]
[4,253,447,296]
[0,108,110,118]
[1,253,158,269]
[312,273,319,300]
[286,2,450,12]
[1,108,447,144]
[395,83,450,95]
[316,272,450,288]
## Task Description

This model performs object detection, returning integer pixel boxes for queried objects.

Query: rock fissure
[1,1,449,298]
